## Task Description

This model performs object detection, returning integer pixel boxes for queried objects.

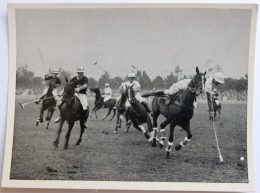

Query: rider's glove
[75,88,80,93]
[209,111,215,121]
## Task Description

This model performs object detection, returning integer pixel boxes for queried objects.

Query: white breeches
[104,95,112,102]
[215,100,220,105]
[75,93,88,110]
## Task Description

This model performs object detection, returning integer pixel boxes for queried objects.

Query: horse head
[46,83,53,96]
[125,84,136,104]
[188,67,206,96]
[62,81,76,101]
[90,87,101,99]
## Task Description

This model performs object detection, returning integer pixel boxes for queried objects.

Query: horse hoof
[76,142,80,145]
[152,138,157,147]
[159,143,164,148]
[175,145,182,151]
[46,127,49,130]
[165,151,170,158]
[109,119,113,121]
[144,133,150,140]
[36,121,39,126]
[53,142,59,148]
[63,145,68,149]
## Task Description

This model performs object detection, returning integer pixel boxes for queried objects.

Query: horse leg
[53,119,65,148]
[147,115,157,147]
[158,118,171,148]
[175,121,192,151]
[102,108,112,120]
[94,106,102,119]
[37,108,44,125]
[46,109,55,130]
[76,119,86,145]
[90,106,97,118]
[165,120,176,158]
[64,122,75,149]
[110,108,117,121]
[132,120,150,140]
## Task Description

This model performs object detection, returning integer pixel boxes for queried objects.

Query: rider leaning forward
[143,71,224,121]
[36,69,61,107]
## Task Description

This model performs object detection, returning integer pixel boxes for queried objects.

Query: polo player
[117,72,152,116]
[36,70,61,106]
[103,83,112,107]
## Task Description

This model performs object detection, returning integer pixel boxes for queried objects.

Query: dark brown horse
[89,88,117,120]
[124,85,155,145]
[114,92,131,133]
[53,81,89,149]
[36,84,56,129]
[151,67,206,157]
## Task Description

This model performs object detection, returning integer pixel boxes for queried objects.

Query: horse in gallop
[36,84,56,129]
[151,67,206,157]
[53,80,89,149]
[114,92,131,133]
[90,88,117,120]
[124,85,156,145]
[213,99,221,120]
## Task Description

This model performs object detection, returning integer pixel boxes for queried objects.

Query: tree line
[16,65,248,92]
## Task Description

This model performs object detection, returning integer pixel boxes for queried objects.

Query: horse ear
[65,77,68,83]
[196,66,199,74]
[204,71,207,75]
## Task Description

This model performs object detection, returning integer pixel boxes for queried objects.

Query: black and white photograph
[1,3,258,191]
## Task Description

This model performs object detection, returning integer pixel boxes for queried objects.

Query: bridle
[187,74,205,95]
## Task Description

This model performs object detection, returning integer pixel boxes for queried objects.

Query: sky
[16,8,252,80]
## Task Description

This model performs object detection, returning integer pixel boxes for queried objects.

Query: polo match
[10,8,249,183]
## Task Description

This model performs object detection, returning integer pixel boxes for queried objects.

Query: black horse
[213,98,222,120]
[90,88,117,120]
[36,84,56,129]
[53,81,89,149]
[151,67,206,157]
[124,85,156,145]
[113,92,132,133]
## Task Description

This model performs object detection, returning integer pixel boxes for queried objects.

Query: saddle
[164,90,184,106]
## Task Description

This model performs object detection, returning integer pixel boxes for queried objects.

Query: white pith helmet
[105,83,109,86]
[213,72,224,84]
[76,66,84,73]
[213,88,217,92]
[128,72,136,78]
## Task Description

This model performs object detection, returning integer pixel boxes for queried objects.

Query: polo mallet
[18,95,60,110]
[93,62,121,86]
[212,120,224,164]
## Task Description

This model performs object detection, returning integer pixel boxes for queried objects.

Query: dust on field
[10,98,248,182]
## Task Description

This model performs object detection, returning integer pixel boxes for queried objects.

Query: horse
[124,85,156,146]
[114,92,131,133]
[53,80,89,149]
[89,88,117,120]
[151,67,206,157]
[36,84,56,129]
[213,98,221,120]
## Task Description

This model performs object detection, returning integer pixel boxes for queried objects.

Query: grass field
[10,97,248,182]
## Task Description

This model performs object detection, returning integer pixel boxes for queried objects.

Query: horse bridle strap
[187,77,203,94]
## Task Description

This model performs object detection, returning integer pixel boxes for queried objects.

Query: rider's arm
[78,77,88,91]
[207,92,214,112]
